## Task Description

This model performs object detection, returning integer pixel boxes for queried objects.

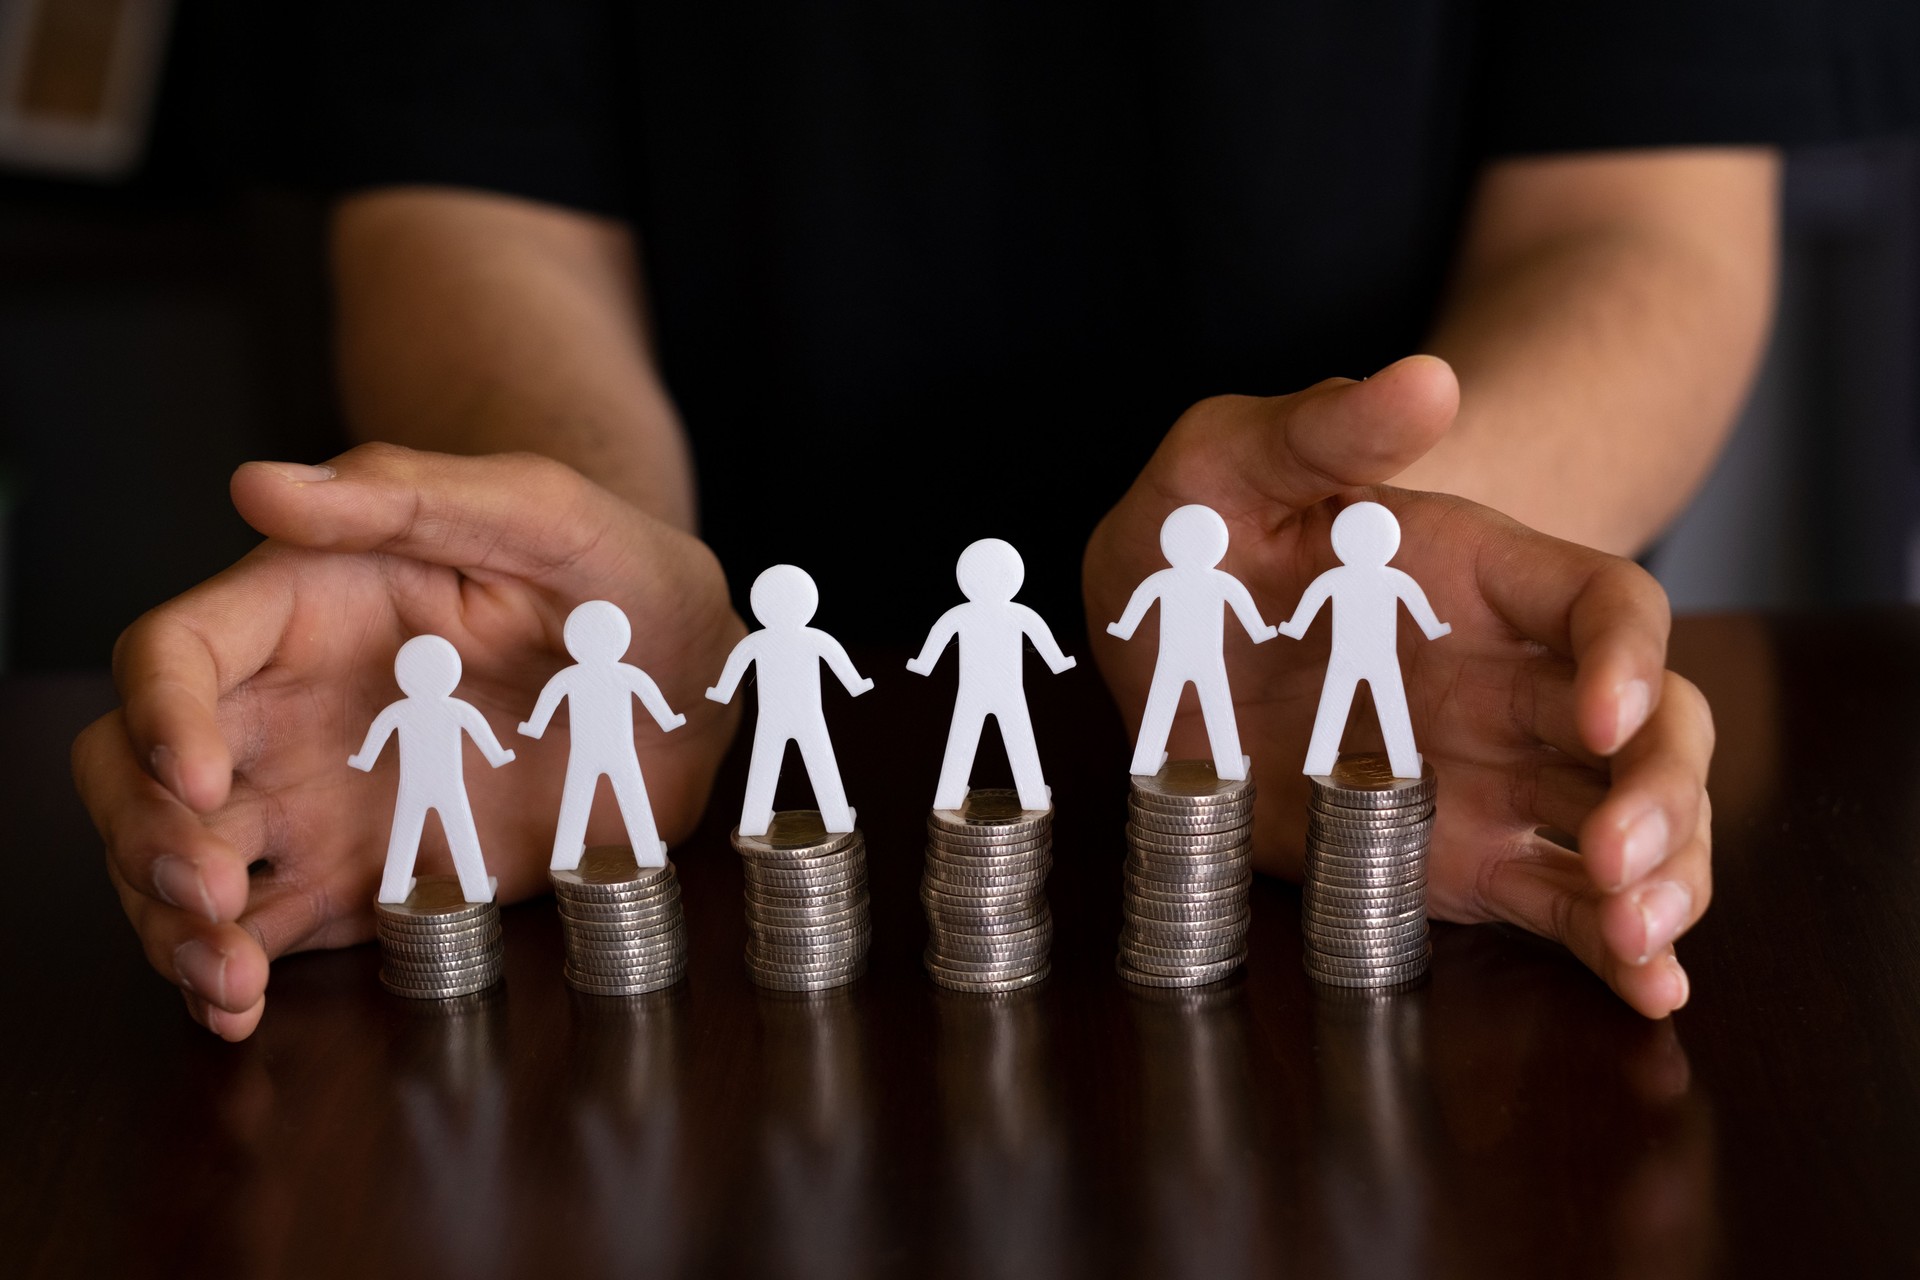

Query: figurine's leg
[932,702,988,811]
[797,727,856,833]
[376,797,429,903]
[1194,669,1248,781]
[440,796,497,902]
[1130,668,1186,777]
[549,759,598,872]
[607,756,666,867]
[738,728,787,838]
[1366,672,1423,778]
[996,700,1051,811]
[1302,669,1362,776]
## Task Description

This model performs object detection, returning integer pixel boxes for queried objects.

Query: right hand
[72,444,744,1039]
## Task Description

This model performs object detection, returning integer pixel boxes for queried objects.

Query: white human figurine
[348,635,516,904]
[705,565,875,837]
[1107,504,1278,782]
[1276,501,1451,779]
[906,538,1077,812]
[519,600,687,871]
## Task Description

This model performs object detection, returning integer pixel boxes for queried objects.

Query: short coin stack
[921,788,1053,993]
[1118,761,1255,988]
[1302,752,1435,989]
[552,845,688,996]
[375,874,505,999]
[733,811,871,991]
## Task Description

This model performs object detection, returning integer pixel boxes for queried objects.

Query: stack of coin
[921,788,1053,993]
[552,845,688,996]
[1117,761,1255,988]
[1302,752,1435,989]
[733,811,871,991]
[375,874,505,999]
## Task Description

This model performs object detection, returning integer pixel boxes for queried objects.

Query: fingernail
[1613,679,1651,751]
[1668,955,1691,1010]
[153,856,219,922]
[174,940,228,1007]
[1617,808,1669,887]
[262,462,336,483]
[150,743,186,803]
[1633,880,1694,963]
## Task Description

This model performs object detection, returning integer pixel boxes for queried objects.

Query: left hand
[1084,356,1713,1018]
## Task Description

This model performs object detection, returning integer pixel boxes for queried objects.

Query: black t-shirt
[247,0,1913,641]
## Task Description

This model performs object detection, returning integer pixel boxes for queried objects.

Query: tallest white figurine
[518,600,686,871]
[1107,504,1278,782]
[1276,501,1450,779]
[906,537,1077,811]
[706,565,875,837]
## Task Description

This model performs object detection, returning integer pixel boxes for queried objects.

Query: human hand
[1084,355,1711,1017]
[72,445,745,1039]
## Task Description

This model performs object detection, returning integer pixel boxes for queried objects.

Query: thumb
[230,443,635,588]
[1160,354,1458,513]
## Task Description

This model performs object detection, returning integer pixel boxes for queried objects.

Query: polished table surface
[2,610,1917,1278]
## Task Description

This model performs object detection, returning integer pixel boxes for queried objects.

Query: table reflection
[934,987,1069,1279]
[563,986,687,1275]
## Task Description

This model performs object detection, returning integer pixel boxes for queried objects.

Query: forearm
[331,187,697,531]
[1401,149,1779,556]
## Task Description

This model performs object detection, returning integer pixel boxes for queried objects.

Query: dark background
[0,4,1915,671]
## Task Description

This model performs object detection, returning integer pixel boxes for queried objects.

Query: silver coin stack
[921,788,1053,993]
[1118,761,1255,988]
[733,811,871,991]
[1302,752,1435,989]
[552,845,688,996]
[375,875,505,999]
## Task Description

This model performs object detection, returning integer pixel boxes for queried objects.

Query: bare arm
[346,705,401,771]
[1276,575,1333,640]
[1014,605,1078,674]
[455,702,516,767]
[1403,149,1779,555]
[1105,572,1167,640]
[624,665,686,731]
[1219,575,1278,644]
[332,188,697,530]
[815,632,876,696]
[517,672,569,738]
[705,637,757,704]
[905,608,962,676]
[1387,568,1451,640]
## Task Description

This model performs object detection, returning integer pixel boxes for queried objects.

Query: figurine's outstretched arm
[817,631,876,696]
[624,664,687,731]
[1221,575,1280,644]
[347,704,402,771]
[1106,571,1167,640]
[1015,604,1077,674]
[705,636,757,704]
[1277,574,1334,640]
[905,608,961,677]
[1389,568,1452,640]
[518,671,569,738]
[455,701,517,767]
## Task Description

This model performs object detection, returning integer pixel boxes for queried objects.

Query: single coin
[565,963,686,996]
[1309,753,1435,801]
[1114,955,1244,988]
[377,917,500,949]
[731,811,862,859]
[1303,929,1429,960]
[561,913,684,943]
[374,875,497,924]
[1126,808,1254,836]
[1130,759,1257,803]
[1304,954,1432,985]
[1303,962,1430,990]
[926,964,1050,994]
[550,846,675,893]
[1303,897,1427,925]
[1122,871,1253,903]
[928,788,1053,837]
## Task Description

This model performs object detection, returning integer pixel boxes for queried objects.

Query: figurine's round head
[564,599,631,663]
[1330,501,1401,566]
[394,634,461,698]
[1160,504,1230,569]
[957,538,1023,602]
[750,564,819,628]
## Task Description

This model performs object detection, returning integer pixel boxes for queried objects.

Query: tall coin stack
[552,845,688,996]
[1117,761,1255,988]
[733,811,872,991]
[921,788,1053,993]
[1302,752,1435,989]
[375,874,505,999]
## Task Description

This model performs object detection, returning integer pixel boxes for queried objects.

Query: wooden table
[2,611,1915,1277]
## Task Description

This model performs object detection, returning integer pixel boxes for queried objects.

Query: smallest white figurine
[1275,501,1450,778]
[350,634,516,904]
